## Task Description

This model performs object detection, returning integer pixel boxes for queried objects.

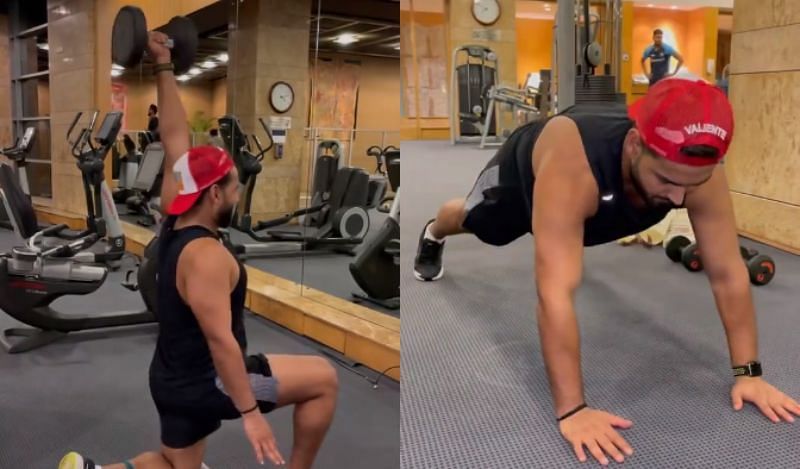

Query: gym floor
[118,207,398,317]
[399,141,800,468]
[0,230,399,469]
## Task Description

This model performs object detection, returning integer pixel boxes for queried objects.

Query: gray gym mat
[118,207,398,317]
[0,231,398,469]
[400,140,800,468]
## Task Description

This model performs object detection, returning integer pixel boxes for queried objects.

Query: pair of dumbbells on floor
[665,235,776,286]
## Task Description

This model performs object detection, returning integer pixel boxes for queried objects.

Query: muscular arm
[154,56,190,213]
[671,50,684,75]
[180,239,257,413]
[685,166,757,367]
[641,57,650,77]
[532,118,599,416]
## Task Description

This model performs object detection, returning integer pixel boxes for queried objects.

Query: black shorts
[462,151,531,247]
[151,354,279,449]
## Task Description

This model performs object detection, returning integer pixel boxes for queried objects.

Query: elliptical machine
[52,111,128,268]
[0,164,155,353]
[112,134,142,204]
[0,126,36,230]
[218,115,371,258]
[124,142,165,227]
[349,149,400,310]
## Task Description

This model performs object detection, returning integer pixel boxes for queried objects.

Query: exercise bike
[349,149,399,310]
[0,164,155,353]
[0,126,36,230]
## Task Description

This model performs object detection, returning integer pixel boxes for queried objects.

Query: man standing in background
[147,103,160,141]
[641,29,684,86]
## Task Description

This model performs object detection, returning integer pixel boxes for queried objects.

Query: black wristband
[240,403,259,415]
[557,403,587,422]
[152,62,175,75]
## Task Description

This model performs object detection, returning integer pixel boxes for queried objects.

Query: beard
[631,156,676,209]
[215,202,237,228]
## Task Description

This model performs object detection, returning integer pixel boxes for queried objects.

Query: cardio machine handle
[66,112,83,141]
[251,135,273,161]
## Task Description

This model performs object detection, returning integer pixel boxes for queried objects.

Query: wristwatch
[732,361,762,377]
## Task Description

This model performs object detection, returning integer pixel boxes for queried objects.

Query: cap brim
[167,192,202,216]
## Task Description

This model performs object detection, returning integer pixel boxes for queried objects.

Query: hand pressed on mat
[559,407,633,466]
[732,377,800,423]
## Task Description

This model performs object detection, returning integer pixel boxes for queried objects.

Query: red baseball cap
[167,145,234,216]
[629,78,734,166]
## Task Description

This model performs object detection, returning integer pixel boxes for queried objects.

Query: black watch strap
[732,361,762,377]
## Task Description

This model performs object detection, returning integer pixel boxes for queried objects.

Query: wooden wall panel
[730,24,800,74]
[725,73,800,205]
[733,0,800,33]
[730,192,800,253]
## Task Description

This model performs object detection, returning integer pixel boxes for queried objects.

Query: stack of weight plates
[575,75,627,104]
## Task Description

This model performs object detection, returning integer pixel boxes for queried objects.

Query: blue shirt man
[641,29,684,85]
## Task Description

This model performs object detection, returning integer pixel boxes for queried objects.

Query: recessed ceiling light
[217,53,229,63]
[188,67,201,76]
[37,43,49,51]
[334,33,359,45]
[110,69,122,77]
[177,75,191,82]
[201,60,217,69]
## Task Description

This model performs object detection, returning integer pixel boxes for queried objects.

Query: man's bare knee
[314,357,338,396]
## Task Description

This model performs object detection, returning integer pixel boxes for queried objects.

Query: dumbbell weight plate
[665,235,691,263]
[163,16,198,75]
[681,243,703,272]
[747,254,775,286]
[112,6,148,68]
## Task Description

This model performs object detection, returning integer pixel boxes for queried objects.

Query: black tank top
[508,103,671,246]
[149,216,248,388]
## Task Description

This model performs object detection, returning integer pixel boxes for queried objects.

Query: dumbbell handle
[740,246,758,260]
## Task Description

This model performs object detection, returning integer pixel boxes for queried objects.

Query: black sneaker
[414,219,445,281]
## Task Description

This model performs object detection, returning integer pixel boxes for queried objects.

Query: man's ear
[624,128,644,157]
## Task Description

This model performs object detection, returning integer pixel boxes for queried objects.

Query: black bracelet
[557,403,588,422]
[240,403,259,415]
[152,62,175,75]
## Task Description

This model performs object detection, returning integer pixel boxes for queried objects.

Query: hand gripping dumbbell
[112,5,198,75]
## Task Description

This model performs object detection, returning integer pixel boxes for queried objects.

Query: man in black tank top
[414,79,800,465]
[60,32,337,469]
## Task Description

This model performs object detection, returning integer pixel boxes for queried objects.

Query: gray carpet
[119,207,398,317]
[0,231,399,469]
[399,140,800,468]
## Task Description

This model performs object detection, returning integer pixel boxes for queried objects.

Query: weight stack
[575,75,627,104]
[456,63,497,136]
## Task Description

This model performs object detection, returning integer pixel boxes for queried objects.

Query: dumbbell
[112,6,198,75]
[740,246,776,286]
[664,235,703,272]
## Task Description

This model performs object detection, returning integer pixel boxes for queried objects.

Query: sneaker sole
[58,452,82,469]
[413,267,444,282]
